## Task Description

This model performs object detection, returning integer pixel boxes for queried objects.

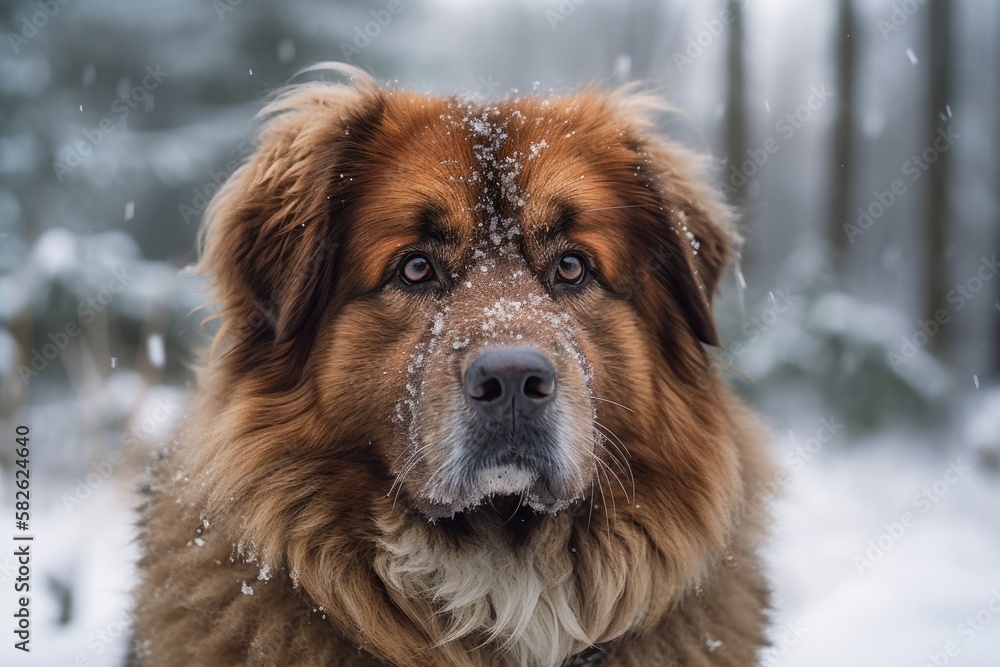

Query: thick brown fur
[131,64,773,667]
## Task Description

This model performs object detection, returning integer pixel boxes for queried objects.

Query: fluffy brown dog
[131,64,773,667]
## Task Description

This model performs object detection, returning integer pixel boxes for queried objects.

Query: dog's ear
[199,66,384,356]
[614,92,737,348]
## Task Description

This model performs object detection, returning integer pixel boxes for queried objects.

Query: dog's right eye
[399,254,436,286]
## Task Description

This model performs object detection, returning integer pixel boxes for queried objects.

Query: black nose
[465,347,556,424]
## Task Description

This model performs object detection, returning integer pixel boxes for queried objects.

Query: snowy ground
[1,395,998,666]
[763,431,1000,666]
[0,481,138,667]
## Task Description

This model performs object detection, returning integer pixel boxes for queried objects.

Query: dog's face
[196,68,743,661]
[328,100,698,520]
[353,91,732,520]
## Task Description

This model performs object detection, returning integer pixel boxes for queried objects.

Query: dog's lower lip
[412,493,575,522]
[411,470,578,521]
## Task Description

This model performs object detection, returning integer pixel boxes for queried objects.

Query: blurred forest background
[0,0,998,665]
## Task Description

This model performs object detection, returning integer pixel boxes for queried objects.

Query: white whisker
[586,475,595,534]
[595,460,619,522]
[595,447,631,504]
[591,395,636,414]
[390,444,435,511]
[593,422,636,500]
[593,457,611,536]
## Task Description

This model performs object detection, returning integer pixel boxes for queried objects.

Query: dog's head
[195,64,744,663]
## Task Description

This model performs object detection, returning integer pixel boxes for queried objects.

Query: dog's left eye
[399,254,436,285]
[555,252,587,285]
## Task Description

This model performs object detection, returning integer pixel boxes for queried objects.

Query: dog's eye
[555,252,587,285]
[399,254,435,285]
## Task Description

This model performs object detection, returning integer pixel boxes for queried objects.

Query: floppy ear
[199,65,384,361]
[614,91,737,348]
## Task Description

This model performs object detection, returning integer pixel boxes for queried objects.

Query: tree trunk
[925,0,951,356]
[996,7,1000,378]
[725,0,748,201]
[828,0,856,273]
[725,0,750,256]
[622,0,662,79]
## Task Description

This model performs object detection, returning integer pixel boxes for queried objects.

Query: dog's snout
[465,347,556,423]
